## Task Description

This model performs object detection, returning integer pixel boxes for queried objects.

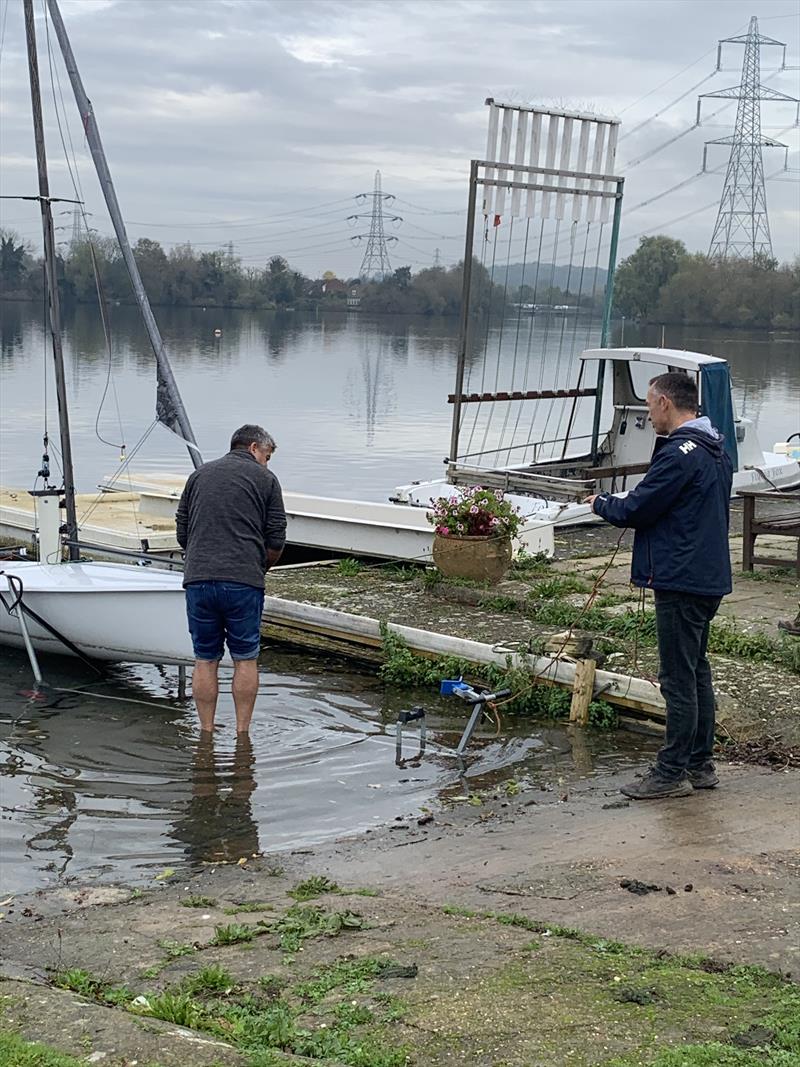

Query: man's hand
[584,494,598,512]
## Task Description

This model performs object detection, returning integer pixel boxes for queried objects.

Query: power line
[619,71,717,142]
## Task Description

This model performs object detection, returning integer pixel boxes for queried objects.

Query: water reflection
[3,302,794,498]
[173,734,259,864]
[0,645,656,895]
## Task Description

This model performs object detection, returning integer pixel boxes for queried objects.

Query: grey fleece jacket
[175,449,287,589]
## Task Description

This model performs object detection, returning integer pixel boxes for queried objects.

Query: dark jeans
[654,589,722,780]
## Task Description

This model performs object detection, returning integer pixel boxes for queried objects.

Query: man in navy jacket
[586,372,733,799]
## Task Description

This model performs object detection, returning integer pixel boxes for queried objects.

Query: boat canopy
[580,348,739,470]
[580,347,725,371]
[698,360,739,471]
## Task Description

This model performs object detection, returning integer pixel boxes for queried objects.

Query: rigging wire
[496,218,531,458]
[508,219,546,461]
[42,1,128,457]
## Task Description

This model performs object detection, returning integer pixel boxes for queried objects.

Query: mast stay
[23,0,79,559]
[44,0,203,470]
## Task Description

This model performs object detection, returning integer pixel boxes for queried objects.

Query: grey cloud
[0,0,797,275]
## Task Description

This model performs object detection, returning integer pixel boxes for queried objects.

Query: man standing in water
[176,425,286,735]
[586,373,733,799]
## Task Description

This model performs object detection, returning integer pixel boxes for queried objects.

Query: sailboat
[0,0,209,668]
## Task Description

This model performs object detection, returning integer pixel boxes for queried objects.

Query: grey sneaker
[687,763,720,789]
[620,769,693,800]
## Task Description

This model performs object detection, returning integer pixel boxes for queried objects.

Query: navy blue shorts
[185,581,264,661]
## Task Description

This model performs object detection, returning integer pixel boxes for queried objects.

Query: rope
[76,419,159,527]
[489,527,631,710]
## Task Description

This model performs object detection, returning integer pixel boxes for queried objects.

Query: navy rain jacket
[593,423,734,596]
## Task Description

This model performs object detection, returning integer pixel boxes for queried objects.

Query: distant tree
[392,265,412,289]
[0,232,28,291]
[268,256,289,276]
[613,236,688,319]
[133,237,169,304]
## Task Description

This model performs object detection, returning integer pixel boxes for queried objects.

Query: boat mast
[44,0,203,470]
[23,0,79,561]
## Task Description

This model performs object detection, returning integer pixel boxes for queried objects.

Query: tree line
[1,229,797,328]
[613,236,799,330]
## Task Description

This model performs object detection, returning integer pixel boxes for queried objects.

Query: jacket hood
[669,422,727,458]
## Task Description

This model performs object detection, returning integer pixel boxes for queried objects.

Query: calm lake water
[0,301,797,496]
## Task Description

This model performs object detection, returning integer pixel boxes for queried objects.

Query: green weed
[135,989,206,1028]
[287,875,340,901]
[223,901,274,915]
[294,957,384,1003]
[0,1032,88,1067]
[184,964,234,994]
[157,939,196,959]
[532,574,591,599]
[510,550,552,577]
[335,558,362,577]
[479,594,520,613]
[179,894,217,908]
[210,923,258,946]
[53,969,102,999]
[385,563,421,582]
[273,904,363,953]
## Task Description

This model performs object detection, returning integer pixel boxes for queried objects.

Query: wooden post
[742,493,755,572]
[569,657,597,726]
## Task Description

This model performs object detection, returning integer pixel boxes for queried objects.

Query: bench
[738,487,800,577]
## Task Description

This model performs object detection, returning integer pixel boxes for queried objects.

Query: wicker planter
[432,533,512,584]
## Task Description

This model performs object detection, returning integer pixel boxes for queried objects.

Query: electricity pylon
[347,171,402,280]
[699,15,798,261]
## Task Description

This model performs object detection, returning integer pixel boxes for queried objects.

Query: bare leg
[232,658,259,734]
[192,659,220,733]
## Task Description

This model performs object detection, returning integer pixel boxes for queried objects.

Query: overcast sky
[1,0,798,276]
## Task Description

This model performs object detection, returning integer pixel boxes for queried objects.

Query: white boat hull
[112,486,556,561]
[393,454,800,528]
[0,561,210,666]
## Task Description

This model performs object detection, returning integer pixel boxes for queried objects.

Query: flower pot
[432,533,512,584]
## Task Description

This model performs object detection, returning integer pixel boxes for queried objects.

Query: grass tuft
[210,923,258,946]
[287,875,340,901]
[179,894,217,909]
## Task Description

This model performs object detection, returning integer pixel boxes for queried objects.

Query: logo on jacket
[678,441,697,455]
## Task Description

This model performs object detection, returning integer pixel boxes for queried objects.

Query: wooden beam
[585,461,651,479]
[260,596,666,722]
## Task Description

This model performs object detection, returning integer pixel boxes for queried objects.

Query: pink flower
[440,526,449,535]
[469,505,478,514]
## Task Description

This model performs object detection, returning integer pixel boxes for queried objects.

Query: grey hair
[648,372,698,414]
[230,424,277,452]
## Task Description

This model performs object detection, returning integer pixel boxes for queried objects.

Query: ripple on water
[0,649,654,894]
